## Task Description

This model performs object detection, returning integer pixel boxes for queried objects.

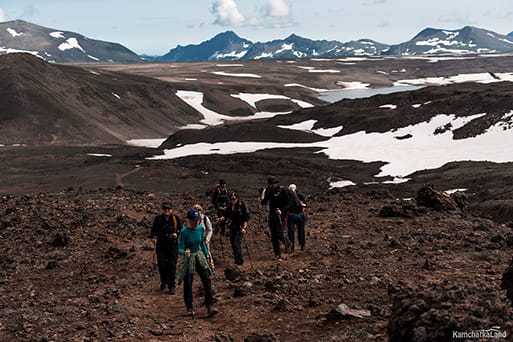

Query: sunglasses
[230,197,237,201]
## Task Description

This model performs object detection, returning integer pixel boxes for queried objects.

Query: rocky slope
[1,185,512,341]
[0,53,199,145]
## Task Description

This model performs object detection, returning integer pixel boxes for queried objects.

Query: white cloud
[212,0,245,27]
[0,8,9,22]
[266,0,290,17]
[211,0,293,28]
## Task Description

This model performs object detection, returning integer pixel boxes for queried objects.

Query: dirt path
[116,167,142,187]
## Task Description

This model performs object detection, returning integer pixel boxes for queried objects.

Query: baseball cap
[187,209,201,221]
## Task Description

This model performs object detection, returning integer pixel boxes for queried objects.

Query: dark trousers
[215,210,227,235]
[268,212,289,258]
[183,259,214,310]
[229,227,244,265]
[287,214,306,251]
[156,250,177,288]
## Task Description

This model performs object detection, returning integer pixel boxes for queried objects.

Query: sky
[0,0,512,55]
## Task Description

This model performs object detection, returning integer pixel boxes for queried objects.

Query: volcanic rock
[326,303,371,321]
[416,185,459,211]
[388,281,513,341]
[224,266,245,282]
[244,331,280,342]
[501,257,513,306]
[379,202,418,218]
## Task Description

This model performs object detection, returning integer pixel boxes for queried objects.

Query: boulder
[416,185,459,211]
[244,331,280,342]
[388,281,513,341]
[326,303,371,320]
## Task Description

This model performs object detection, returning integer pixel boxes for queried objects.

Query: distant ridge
[385,26,513,55]
[150,26,513,62]
[0,20,144,63]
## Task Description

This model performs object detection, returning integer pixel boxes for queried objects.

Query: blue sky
[1,0,512,55]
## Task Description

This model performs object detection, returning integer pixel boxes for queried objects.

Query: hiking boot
[284,239,292,254]
[207,306,218,317]
[274,255,282,261]
[300,245,305,251]
[168,287,176,295]
[187,308,195,318]
[159,283,166,290]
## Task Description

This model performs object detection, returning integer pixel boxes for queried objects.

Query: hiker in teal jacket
[176,209,218,318]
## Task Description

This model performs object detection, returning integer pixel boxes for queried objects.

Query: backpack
[287,189,303,214]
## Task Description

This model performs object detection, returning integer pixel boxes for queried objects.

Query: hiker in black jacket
[261,177,292,260]
[211,179,229,236]
[220,192,249,265]
[150,202,182,294]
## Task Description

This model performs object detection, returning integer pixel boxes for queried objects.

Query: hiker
[211,179,229,236]
[220,192,249,265]
[193,204,213,245]
[261,176,292,260]
[150,201,182,294]
[176,209,218,318]
[287,184,307,252]
[258,187,269,214]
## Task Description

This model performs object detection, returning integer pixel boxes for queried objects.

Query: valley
[2,51,513,341]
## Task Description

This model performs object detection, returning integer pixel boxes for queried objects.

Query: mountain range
[1,20,513,63]
[153,26,513,62]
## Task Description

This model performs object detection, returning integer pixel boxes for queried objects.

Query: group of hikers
[149,177,307,318]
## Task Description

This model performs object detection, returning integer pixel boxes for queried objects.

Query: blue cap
[187,209,201,221]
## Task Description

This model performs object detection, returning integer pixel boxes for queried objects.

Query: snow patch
[49,31,65,39]
[379,104,397,109]
[58,38,85,52]
[127,139,167,148]
[336,81,370,90]
[284,83,329,92]
[329,180,357,189]
[278,119,343,137]
[215,64,244,67]
[212,71,261,78]
[394,72,513,86]
[291,99,314,108]
[231,93,290,108]
[444,188,468,194]
[6,28,23,37]
[87,153,112,157]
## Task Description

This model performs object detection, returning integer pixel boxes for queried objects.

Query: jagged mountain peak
[212,30,242,40]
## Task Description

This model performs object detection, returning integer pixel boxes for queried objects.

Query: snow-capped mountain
[152,26,513,63]
[154,31,253,62]
[151,32,389,62]
[385,26,513,55]
[0,20,144,63]
[241,34,389,60]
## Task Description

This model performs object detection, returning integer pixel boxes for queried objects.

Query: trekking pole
[149,245,157,292]
[186,255,194,319]
[217,220,226,263]
[242,233,254,269]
